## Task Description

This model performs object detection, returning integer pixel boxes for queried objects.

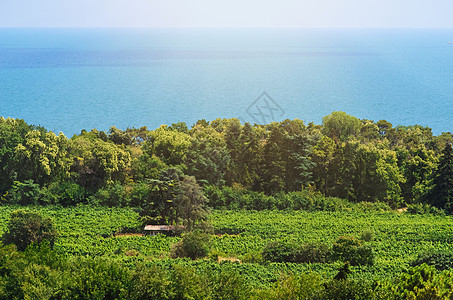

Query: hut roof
[144,225,182,231]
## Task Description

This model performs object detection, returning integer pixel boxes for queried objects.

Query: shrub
[204,185,389,212]
[354,201,391,212]
[208,269,251,300]
[129,264,175,300]
[262,241,330,263]
[331,236,374,266]
[171,230,212,260]
[322,278,375,300]
[407,203,445,215]
[359,229,375,242]
[88,181,129,207]
[411,251,453,271]
[241,251,264,264]
[2,210,58,251]
[5,180,42,205]
[293,242,330,263]
[252,273,324,300]
[171,264,211,299]
[41,181,86,206]
[262,241,294,263]
[394,264,453,299]
[65,257,131,299]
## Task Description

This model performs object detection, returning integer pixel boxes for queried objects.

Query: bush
[5,180,42,205]
[359,229,375,242]
[88,181,129,207]
[170,264,211,299]
[262,241,330,263]
[407,203,445,215]
[354,201,391,212]
[331,236,374,266]
[41,181,86,206]
[262,241,294,263]
[205,185,392,212]
[241,251,264,264]
[129,264,175,300]
[252,273,324,300]
[208,269,251,300]
[322,278,375,300]
[394,264,453,299]
[2,210,58,251]
[64,257,131,299]
[293,242,330,263]
[411,251,453,271]
[171,230,212,260]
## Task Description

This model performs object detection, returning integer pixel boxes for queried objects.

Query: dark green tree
[0,118,34,195]
[322,111,361,142]
[185,125,230,186]
[224,120,264,190]
[172,175,208,230]
[426,143,453,212]
[261,123,287,194]
[2,210,58,251]
[108,126,134,145]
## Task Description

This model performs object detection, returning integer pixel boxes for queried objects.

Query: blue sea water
[1,28,453,136]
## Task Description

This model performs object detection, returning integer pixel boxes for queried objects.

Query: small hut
[144,225,183,236]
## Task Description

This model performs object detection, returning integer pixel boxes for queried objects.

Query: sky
[1,0,453,28]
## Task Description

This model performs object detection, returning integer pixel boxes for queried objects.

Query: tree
[322,141,403,204]
[0,118,34,195]
[282,120,315,191]
[426,143,453,212]
[311,135,336,195]
[4,180,41,205]
[139,168,183,225]
[2,210,58,251]
[322,111,361,142]
[69,132,131,189]
[170,230,212,260]
[185,125,230,186]
[146,125,191,166]
[14,130,70,186]
[172,176,208,230]
[108,126,134,145]
[138,169,208,230]
[397,146,438,204]
[223,120,264,190]
[377,120,394,138]
[261,123,287,194]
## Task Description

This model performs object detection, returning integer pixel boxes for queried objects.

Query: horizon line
[1,26,453,30]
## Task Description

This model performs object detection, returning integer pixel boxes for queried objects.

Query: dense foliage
[1,112,452,213]
[2,113,453,298]
[1,210,58,251]
[0,207,452,298]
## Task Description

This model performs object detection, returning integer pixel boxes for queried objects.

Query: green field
[1,205,452,288]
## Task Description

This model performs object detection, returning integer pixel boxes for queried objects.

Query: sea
[1,28,453,136]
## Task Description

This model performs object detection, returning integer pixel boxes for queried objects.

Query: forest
[1,111,453,299]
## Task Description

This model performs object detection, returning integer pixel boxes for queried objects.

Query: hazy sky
[1,0,453,28]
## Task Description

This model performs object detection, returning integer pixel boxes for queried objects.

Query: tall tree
[185,125,230,186]
[0,118,34,194]
[261,123,287,194]
[14,130,70,186]
[311,135,336,195]
[172,175,208,230]
[146,125,191,166]
[426,143,453,212]
[322,111,361,142]
[69,131,131,190]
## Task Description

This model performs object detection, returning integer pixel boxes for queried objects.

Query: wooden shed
[144,225,183,236]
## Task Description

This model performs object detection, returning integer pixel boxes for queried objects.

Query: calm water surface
[1,28,453,135]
